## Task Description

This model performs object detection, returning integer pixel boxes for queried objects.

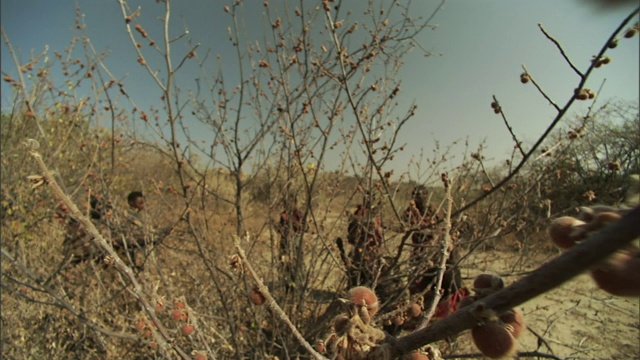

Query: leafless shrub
[1,1,638,359]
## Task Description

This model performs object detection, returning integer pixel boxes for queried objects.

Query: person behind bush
[277,194,306,291]
[62,195,113,265]
[345,191,384,287]
[403,185,441,258]
[114,191,156,270]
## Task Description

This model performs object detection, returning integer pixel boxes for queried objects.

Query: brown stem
[232,235,329,360]
[537,23,584,79]
[418,176,454,329]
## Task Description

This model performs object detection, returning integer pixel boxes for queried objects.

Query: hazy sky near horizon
[1,1,638,177]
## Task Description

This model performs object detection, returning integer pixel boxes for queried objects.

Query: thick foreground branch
[388,206,640,357]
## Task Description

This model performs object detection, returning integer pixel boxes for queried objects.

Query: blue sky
[1,1,638,175]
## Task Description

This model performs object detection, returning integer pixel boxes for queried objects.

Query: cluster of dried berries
[170,299,196,336]
[574,87,596,101]
[490,101,501,114]
[316,286,387,359]
[249,286,266,305]
[592,55,612,68]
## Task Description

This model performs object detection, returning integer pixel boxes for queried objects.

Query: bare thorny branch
[446,6,640,221]
[233,5,640,359]
[232,234,329,360]
[4,2,637,359]
[24,140,192,360]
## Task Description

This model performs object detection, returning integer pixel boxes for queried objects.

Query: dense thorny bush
[1,2,638,359]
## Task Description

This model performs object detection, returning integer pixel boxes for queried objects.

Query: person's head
[127,191,145,211]
[412,185,427,201]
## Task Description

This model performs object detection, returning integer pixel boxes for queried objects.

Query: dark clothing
[345,204,383,287]
[403,198,440,255]
[62,217,110,265]
[278,208,305,291]
[278,208,304,253]
[115,208,160,270]
[62,205,163,270]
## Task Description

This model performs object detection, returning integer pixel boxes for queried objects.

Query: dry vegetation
[1,1,639,359]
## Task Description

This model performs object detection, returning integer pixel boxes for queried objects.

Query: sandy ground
[516,272,639,360]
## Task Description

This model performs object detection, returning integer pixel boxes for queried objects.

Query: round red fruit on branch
[249,288,266,305]
[405,351,430,359]
[135,319,146,332]
[500,309,525,339]
[174,300,186,310]
[472,273,504,297]
[548,216,585,249]
[471,321,517,359]
[391,315,405,326]
[181,324,195,336]
[590,248,640,297]
[347,286,379,316]
[154,299,165,312]
[171,309,188,321]
[407,303,422,318]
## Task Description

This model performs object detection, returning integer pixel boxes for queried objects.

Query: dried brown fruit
[589,211,622,231]
[181,324,195,336]
[590,249,640,297]
[548,216,586,249]
[624,28,637,38]
[404,351,429,360]
[473,274,504,297]
[500,309,525,339]
[472,321,517,359]
[171,309,187,321]
[249,288,266,305]
[391,315,405,326]
[347,286,379,315]
[407,303,422,318]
